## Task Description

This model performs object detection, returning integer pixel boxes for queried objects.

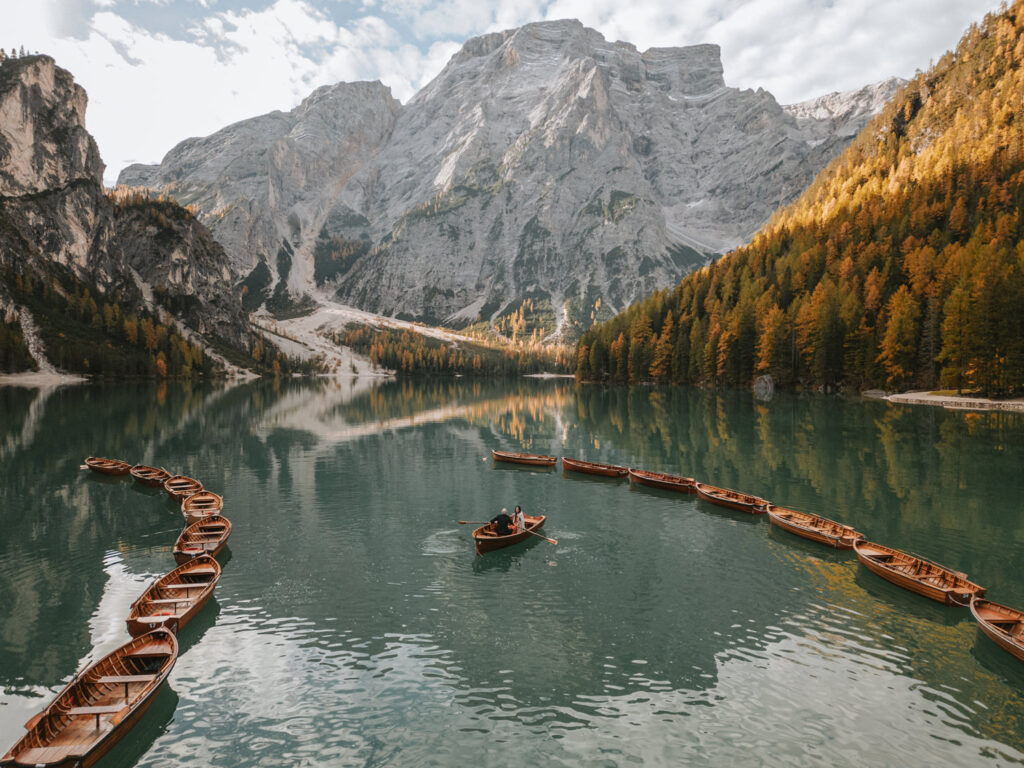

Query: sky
[4,0,1004,185]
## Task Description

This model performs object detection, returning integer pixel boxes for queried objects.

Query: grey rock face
[0,55,104,197]
[119,20,900,336]
[120,81,401,297]
[0,55,248,354]
[783,76,906,138]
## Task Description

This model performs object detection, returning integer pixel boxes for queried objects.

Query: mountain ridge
[119,19,903,338]
[576,1,1024,394]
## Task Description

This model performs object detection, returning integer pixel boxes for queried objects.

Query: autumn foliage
[336,324,573,376]
[578,3,1024,395]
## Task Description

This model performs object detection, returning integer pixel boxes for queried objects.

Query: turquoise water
[2,378,1024,766]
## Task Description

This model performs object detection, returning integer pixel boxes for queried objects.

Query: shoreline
[0,370,87,388]
[885,391,1024,412]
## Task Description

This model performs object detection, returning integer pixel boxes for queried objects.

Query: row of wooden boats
[2,459,234,767]
[490,449,1024,664]
[85,457,226,528]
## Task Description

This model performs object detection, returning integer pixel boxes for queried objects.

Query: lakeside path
[886,391,1024,412]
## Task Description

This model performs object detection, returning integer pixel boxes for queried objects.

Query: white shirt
[514,510,526,532]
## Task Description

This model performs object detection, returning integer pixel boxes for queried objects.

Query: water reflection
[2,379,1024,766]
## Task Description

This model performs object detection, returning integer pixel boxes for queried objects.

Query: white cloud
[3,0,1005,184]
[7,0,460,183]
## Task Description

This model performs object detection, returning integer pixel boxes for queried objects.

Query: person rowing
[489,507,514,536]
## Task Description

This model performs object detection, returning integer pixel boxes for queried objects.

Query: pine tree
[649,311,674,381]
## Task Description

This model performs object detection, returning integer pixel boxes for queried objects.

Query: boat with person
[695,482,769,513]
[126,555,220,636]
[853,540,985,605]
[84,457,132,476]
[766,505,863,548]
[561,457,629,478]
[172,516,232,564]
[971,597,1024,662]
[628,468,696,493]
[491,450,557,467]
[129,465,171,488]
[0,628,177,768]
[163,475,203,501]
[180,491,224,525]
[473,515,547,554]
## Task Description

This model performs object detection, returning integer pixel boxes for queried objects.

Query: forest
[334,323,573,377]
[578,3,1024,396]
[0,263,318,379]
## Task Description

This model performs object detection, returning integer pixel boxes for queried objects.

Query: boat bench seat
[164,581,212,589]
[97,673,157,700]
[97,674,157,684]
[67,704,126,729]
[136,615,181,624]
[127,647,173,658]
[146,598,189,604]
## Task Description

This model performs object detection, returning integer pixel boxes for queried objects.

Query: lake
[2,378,1024,767]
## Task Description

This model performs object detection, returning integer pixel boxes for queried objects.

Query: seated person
[513,505,526,533]
[490,508,514,536]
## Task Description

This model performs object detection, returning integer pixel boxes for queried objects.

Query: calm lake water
[2,378,1024,766]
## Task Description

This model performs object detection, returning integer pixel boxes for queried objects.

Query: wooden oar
[458,521,489,525]
[526,529,557,545]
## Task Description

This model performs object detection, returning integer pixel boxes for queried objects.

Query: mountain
[119,20,901,337]
[0,54,251,376]
[576,2,1024,395]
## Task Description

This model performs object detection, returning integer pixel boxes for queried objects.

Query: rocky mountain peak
[0,54,104,196]
[784,76,907,136]
[118,19,901,338]
[0,54,251,375]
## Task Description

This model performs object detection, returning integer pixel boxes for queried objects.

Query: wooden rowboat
[163,475,203,501]
[0,628,177,768]
[767,505,864,549]
[473,515,546,554]
[561,457,629,478]
[126,555,220,637]
[181,491,223,525]
[173,516,232,564]
[492,450,556,467]
[129,465,171,488]
[853,540,985,605]
[971,597,1024,663]
[695,482,769,513]
[628,468,696,493]
[84,457,132,476]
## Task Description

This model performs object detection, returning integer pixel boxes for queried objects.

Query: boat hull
[767,506,862,549]
[695,483,768,513]
[163,475,203,501]
[181,491,224,525]
[492,450,556,467]
[473,515,546,554]
[0,629,177,768]
[561,458,629,478]
[854,541,985,605]
[126,556,220,637]
[130,465,171,487]
[85,457,132,476]
[173,516,232,565]
[628,469,695,493]
[971,598,1024,663]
